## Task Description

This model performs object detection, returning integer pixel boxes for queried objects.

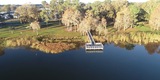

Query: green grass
[107,24,154,33]
[0,26,81,38]
[135,25,151,32]
[0,20,81,38]
[2,19,160,40]
[107,26,117,33]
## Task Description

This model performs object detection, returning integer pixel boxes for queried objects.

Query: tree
[63,0,72,9]
[15,4,39,23]
[27,5,39,21]
[50,0,57,9]
[149,3,160,30]
[90,1,102,17]
[62,8,83,31]
[2,5,11,12]
[42,1,49,8]
[78,11,99,35]
[104,0,111,3]
[49,0,82,20]
[129,4,141,24]
[50,0,65,19]
[142,0,160,15]
[86,1,115,23]
[141,0,160,20]
[78,10,108,35]
[111,0,129,13]
[56,0,65,17]
[71,0,81,10]
[96,18,108,35]
[100,2,115,22]
[114,8,134,31]
[114,11,124,31]
[10,5,17,11]
[26,21,41,35]
[137,8,148,22]
[40,10,50,25]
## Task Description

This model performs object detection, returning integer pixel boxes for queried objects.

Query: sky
[0,0,148,4]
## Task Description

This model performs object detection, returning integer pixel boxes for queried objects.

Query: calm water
[0,43,160,80]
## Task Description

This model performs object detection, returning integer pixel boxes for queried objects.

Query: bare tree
[114,8,133,31]
[26,21,41,35]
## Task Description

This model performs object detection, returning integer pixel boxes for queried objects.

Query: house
[0,11,18,19]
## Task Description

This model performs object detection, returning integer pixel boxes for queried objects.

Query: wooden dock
[85,31,104,50]
[86,49,103,53]
[85,43,104,50]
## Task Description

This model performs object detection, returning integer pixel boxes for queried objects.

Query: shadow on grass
[40,20,62,28]
[0,19,28,30]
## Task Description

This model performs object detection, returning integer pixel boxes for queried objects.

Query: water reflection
[97,32,160,54]
[0,47,4,56]
[113,42,160,55]
[24,42,160,55]
[4,41,160,55]
[2,41,160,80]
[144,43,160,55]
[114,43,135,50]
[86,50,103,53]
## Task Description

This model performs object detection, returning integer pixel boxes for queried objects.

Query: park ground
[0,19,157,39]
[1,19,160,53]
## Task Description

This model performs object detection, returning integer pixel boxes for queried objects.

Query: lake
[0,43,160,80]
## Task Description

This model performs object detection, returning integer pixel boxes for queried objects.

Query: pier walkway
[85,31,103,50]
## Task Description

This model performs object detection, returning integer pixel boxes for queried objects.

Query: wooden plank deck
[85,43,104,50]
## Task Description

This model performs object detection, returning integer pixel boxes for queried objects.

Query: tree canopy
[62,8,83,31]
[1,5,11,12]
[11,0,160,35]
[149,3,160,30]
[114,7,133,31]
[15,4,39,23]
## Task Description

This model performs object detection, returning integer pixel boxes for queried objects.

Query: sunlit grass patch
[135,25,151,32]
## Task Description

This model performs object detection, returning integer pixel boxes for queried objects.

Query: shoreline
[1,31,160,54]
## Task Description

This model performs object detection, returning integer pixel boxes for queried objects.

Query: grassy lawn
[135,24,151,32]
[0,19,81,38]
[107,24,155,33]
[1,19,160,40]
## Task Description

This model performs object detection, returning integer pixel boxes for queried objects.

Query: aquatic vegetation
[31,42,76,54]
[3,30,160,54]
[5,36,80,54]
[5,37,37,47]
